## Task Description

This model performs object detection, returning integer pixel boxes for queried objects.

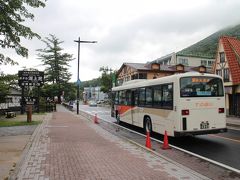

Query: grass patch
[0,120,42,127]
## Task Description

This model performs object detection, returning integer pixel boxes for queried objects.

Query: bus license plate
[200,121,209,129]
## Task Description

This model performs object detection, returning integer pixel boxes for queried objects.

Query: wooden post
[21,87,24,114]
[26,105,32,123]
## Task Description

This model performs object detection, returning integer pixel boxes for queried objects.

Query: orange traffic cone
[94,114,99,124]
[145,131,152,149]
[162,130,171,150]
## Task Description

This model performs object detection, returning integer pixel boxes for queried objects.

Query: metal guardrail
[62,103,74,111]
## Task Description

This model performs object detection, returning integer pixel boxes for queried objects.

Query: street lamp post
[74,37,97,114]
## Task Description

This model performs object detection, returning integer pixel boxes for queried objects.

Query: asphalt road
[74,104,240,170]
[169,130,240,170]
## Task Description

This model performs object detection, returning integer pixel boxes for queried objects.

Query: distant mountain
[177,24,240,59]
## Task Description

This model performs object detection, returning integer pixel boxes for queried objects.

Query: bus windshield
[180,76,224,97]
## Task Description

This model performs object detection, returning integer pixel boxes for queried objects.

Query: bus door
[132,89,140,126]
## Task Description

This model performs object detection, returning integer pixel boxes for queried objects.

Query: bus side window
[146,87,153,106]
[153,86,162,107]
[133,90,138,106]
[114,92,119,105]
[126,90,132,105]
[119,90,126,105]
[162,84,173,109]
[139,88,145,106]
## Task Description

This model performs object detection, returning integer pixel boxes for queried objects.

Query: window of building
[220,52,225,63]
[123,67,127,73]
[223,68,229,82]
[5,97,13,103]
[124,76,130,82]
[139,73,147,79]
[163,60,168,65]
[216,69,222,77]
[208,60,213,67]
[131,74,135,80]
[201,60,207,66]
[131,74,138,80]
[178,58,188,65]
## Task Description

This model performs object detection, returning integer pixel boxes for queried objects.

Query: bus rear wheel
[144,116,152,134]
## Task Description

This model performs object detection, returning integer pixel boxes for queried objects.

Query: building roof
[116,63,148,76]
[221,36,240,84]
[117,62,207,77]
[151,53,175,63]
[124,63,149,70]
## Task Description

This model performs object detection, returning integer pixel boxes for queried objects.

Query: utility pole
[74,37,97,114]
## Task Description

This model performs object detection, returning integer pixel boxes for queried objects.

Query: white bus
[111,72,227,137]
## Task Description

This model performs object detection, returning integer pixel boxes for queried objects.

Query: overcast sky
[1,0,240,82]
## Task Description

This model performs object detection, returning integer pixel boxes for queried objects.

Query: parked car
[89,100,97,107]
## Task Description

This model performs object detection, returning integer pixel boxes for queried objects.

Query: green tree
[0,0,46,65]
[40,82,76,102]
[37,34,74,84]
[0,81,8,103]
[0,73,18,103]
[62,82,76,102]
[37,34,74,102]
[99,66,116,93]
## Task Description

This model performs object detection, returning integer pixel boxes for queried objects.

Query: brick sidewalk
[12,105,209,180]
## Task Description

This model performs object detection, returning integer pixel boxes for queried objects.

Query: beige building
[152,52,215,72]
[212,36,240,116]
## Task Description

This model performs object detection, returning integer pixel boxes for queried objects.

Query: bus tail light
[182,109,189,116]
[218,108,224,113]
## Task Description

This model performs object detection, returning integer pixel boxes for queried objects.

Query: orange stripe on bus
[117,105,133,115]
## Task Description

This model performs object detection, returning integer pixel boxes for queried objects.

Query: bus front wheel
[144,116,152,134]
